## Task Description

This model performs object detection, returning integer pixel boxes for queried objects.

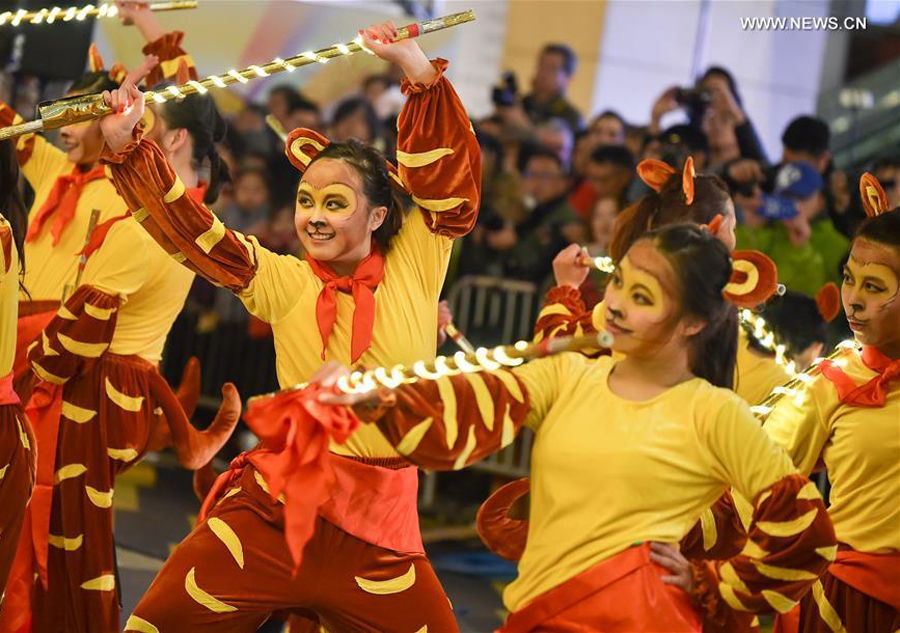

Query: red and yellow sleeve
[680,491,747,561]
[142,31,197,86]
[25,285,119,393]
[397,59,481,239]
[0,101,69,186]
[533,286,594,341]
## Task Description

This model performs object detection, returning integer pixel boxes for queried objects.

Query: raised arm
[117,0,198,86]
[689,399,837,629]
[362,22,480,239]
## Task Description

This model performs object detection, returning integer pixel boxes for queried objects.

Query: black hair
[541,43,577,77]
[519,144,564,174]
[305,139,405,253]
[0,140,27,280]
[160,93,230,204]
[781,115,830,158]
[331,97,381,142]
[589,144,635,170]
[610,170,730,261]
[69,71,120,95]
[760,290,829,358]
[659,124,710,156]
[700,66,743,107]
[363,74,393,91]
[641,223,738,388]
[268,84,305,112]
[593,109,627,128]
[289,94,320,116]
[855,209,900,249]
[872,155,900,172]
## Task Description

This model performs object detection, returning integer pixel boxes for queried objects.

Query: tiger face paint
[842,238,900,350]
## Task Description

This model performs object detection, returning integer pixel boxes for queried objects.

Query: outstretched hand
[99,55,158,153]
[359,20,436,85]
[553,243,591,289]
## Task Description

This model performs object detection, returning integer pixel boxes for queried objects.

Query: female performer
[99,22,479,631]
[0,141,36,598]
[763,175,899,632]
[315,223,836,631]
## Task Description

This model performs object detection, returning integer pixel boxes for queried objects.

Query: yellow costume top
[0,214,18,375]
[763,347,900,553]
[102,60,481,457]
[735,328,791,405]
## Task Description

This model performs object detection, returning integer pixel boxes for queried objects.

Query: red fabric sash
[820,346,900,407]
[200,384,359,571]
[829,547,900,610]
[0,372,18,405]
[26,164,106,246]
[79,213,130,260]
[305,246,385,364]
[501,543,700,632]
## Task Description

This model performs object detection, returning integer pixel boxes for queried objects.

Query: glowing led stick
[247,330,614,404]
[0,1,197,28]
[0,9,476,141]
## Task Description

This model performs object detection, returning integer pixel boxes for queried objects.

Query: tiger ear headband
[637,156,695,205]
[285,127,409,195]
[860,172,891,218]
[88,44,128,85]
[816,282,841,322]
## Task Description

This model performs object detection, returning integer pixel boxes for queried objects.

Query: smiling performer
[314,223,835,631]
[0,34,241,633]
[99,21,479,631]
[763,174,900,633]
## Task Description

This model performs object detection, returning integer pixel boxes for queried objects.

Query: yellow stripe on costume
[17,418,30,450]
[753,561,817,581]
[171,251,187,263]
[762,589,798,614]
[797,481,821,500]
[396,418,433,456]
[32,361,68,385]
[57,332,108,358]
[164,177,186,203]
[159,55,195,79]
[816,545,838,561]
[719,562,750,593]
[492,369,524,403]
[501,407,516,448]
[718,582,750,611]
[434,376,458,449]
[55,464,87,483]
[196,215,226,254]
[42,331,58,356]
[755,489,773,508]
[412,195,468,212]
[537,303,572,320]
[253,469,285,503]
[57,305,77,320]
[757,508,818,537]
[0,464,7,480]
[741,539,769,559]
[81,574,116,591]
[184,567,238,612]
[355,563,416,595]
[396,147,454,168]
[105,378,144,412]
[84,303,115,320]
[124,615,160,633]
[86,486,114,508]
[132,208,149,223]
[453,427,478,470]
[465,373,495,431]
[207,518,245,569]
[812,580,847,632]
[108,447,139,462]
[62,401,96,424]
[48,534,83,551]
[699,508,717,551]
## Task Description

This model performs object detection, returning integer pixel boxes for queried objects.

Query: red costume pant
[127,465,458,632]
[2,355,168,633]
[500,543,701,633]
[0,396,36,597]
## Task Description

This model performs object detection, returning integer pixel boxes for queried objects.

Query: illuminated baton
[247,331,614,404]
[0,9,476,141]
[265,114,288,143]
[0,1,197,28]
[445,322,475,354]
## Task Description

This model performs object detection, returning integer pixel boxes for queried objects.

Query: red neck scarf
[820,345,900,407]
[27,164,107,246]
[305,245,385,364]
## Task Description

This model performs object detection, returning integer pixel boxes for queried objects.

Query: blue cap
[773,162,823,199]
[759,194,799,220]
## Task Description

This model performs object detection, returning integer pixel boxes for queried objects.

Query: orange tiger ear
[815,282,841,322]
[108,63,128,85]
[88,44,105,73]
[860,172,889,218]
[175,58,192,87]
[682,156,696,205]
[285,128,409,194]
[637,159,675,193]
[724,250,779,308]
[701,214,724,235]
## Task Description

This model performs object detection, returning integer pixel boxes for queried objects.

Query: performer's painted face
[842,238,900,350]
[601,240,682,357]
[59,119,105,167]
[295,158,386,272]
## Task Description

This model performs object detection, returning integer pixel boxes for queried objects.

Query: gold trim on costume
[207,517,245,569]
[453,426,478,470]
[435,376,458,448]
[105,377,144,412]
[464,373,495,431]
[49,534,84,551]
[354,563,416,595]
[55,463,87,483]
[84,302,116,320]
[81,574,116,591]
[412,195,467,212]
[86,486,114,508]
[396,147,454,168]
[184,567,239,612]
[57,332,108,358]
[164,177,186,203]
[396,418,433,456]
[196,216,226,254]
[62,401,97,424]
[757,508,818,537]
[124,615,161,633]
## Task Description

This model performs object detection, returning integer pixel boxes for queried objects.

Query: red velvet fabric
[476,478,529,562]
[0,372,17,405]
[830,547,900,610]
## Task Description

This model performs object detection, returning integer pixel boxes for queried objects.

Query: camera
[674,87,712,120]
[492,72,519,108]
